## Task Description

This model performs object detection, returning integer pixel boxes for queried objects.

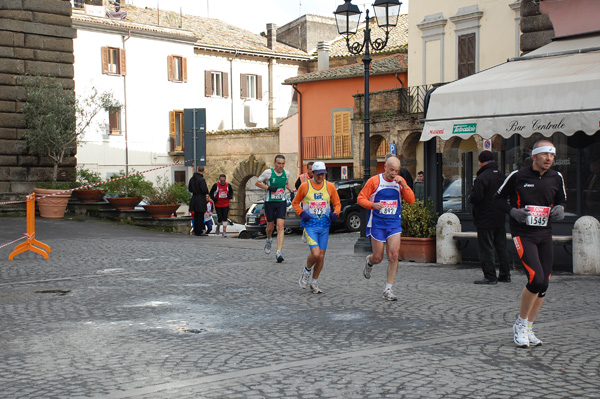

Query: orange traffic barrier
[9,193,51,260]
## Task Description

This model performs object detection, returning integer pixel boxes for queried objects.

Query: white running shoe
[513,319,529,347]
[264,239,272,254]
[382,288,397,301]
[363,256,373,279]
[299,268,311,289]
[528,326,543,346]
[309,281,323,294]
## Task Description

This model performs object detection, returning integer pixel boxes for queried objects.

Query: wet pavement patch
[32,290,71,296]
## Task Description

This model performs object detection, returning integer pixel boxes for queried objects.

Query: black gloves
[268,185,278,193]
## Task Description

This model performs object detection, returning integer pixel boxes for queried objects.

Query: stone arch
[228,154,266,223]
[399,131,421,176]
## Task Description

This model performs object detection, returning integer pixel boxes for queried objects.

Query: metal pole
[354,10,372,253]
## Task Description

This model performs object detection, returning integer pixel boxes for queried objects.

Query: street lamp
[334,0,401,252]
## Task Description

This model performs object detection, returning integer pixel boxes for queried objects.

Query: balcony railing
[303,135,352,160]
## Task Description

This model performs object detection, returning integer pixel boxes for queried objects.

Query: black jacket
[188,172,208,213]
[494,165,567,235]
[400,167,414,190]
[470,161,506,228]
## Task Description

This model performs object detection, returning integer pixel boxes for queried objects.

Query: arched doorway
[228,154,266,223]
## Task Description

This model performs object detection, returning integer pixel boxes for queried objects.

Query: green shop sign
[452,123,477,134]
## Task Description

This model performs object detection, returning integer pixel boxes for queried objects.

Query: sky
[126,0,409,34]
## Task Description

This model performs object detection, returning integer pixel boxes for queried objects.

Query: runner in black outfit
[494,140,566,347]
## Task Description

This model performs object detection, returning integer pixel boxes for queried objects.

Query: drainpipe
[292,84,302,175]
[122,30,131,174]
[229,50,239,130]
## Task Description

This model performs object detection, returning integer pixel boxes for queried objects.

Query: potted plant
[400,198,438,263]
[142,176,191,218]
[103,170,153,210]
[21,76,119,218]
[73,168,106,203]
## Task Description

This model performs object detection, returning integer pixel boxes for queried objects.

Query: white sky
[125,0,409,34]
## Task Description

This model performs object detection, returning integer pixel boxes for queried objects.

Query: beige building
[408,0,522,87]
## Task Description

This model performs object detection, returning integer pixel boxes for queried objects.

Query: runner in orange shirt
[357,156,415,301]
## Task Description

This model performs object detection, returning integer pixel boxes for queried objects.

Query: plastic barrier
[8,193,51,260]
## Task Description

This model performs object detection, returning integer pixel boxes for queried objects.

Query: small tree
[22,76,120,186]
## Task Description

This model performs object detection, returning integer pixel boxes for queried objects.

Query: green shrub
[76,168,104,189]
[401,198,438,238]
[144,176,191,205]
[102,170,152,198]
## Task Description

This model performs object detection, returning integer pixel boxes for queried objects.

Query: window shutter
[101,46,109,74]
[205,70,211,96]
[458,33,475,79]
[240,74,247,99]
[167,55,174,81]
[119,49,127,76]
[182,57,187,82]
[342,111,350,135]
[169,111,176,143]
[257,75,262,100]
[223,72,229,98]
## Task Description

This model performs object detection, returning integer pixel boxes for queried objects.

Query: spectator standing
[210,174,234,238]
[204,200,214,234]
[494,140,566,347]
[295,162,314,190]
[188,166,209,237]
[470,151,510,285]
[256,155,295,263]
[414,171,425,200]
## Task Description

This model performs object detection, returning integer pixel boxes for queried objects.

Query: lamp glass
[373,0,401,29]
[334,0,362,35]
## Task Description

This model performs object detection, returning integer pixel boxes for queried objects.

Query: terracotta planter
[399,237,436,263]
[106,197,142,210]
[73,189,105,203]
[34,188,72,219]
[142,204,180,218]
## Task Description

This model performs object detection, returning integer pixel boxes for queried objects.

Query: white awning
[420,35,600,141]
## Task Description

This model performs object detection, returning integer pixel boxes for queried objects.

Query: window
[169,110,184,152]
[204,70,229,97]
[333,111,352,158]
[101,46,126,76]
[108,107,121,135]
[458,33,475,79]
[167,55,187,82]
[240,74,262,100]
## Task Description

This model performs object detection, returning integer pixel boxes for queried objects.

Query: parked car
[245,195,301,235]
[330,179,364,232]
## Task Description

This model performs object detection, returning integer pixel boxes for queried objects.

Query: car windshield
[443,179,462,199]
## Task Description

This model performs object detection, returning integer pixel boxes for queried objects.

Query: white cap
[312,161,327,174]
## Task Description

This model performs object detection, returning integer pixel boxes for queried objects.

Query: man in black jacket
[470,151,510,285]
[188,166,209,236]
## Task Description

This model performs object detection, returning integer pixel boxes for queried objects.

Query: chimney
[317,41,330,71]
[267,23,277,50]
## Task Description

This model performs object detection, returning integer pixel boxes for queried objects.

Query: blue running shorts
[366,226,403,242]
[304,225,330,250]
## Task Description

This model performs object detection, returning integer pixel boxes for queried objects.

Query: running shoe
[513,319,529,347]
[527,326,543,346]
[276,250,284,263]
[363,256,373,279]
[222,233,227,238]
[264,239,272,254]
[382,288,397,301]
[299,268,311,289]
[309,281,323,294]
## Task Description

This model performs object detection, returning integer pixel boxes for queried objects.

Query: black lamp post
[334,0,401,252]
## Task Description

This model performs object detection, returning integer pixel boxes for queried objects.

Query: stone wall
[520,0,554,54]
[0,0,76,200]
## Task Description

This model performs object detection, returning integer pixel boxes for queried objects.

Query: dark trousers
[477,227,510,281]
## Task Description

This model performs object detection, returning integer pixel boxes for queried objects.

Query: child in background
[204,200,214,234]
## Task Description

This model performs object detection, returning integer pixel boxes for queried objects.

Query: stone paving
[0,217,599,398]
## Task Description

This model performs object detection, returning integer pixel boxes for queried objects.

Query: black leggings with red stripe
[512,233,554,297]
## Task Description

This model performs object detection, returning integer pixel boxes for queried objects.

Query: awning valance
[420,35,600,141]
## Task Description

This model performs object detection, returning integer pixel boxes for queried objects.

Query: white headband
[532,146,556,156]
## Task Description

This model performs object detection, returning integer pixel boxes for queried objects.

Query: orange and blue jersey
[357,173,415,229]
[292,179,341,228]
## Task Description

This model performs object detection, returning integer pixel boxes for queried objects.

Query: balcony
[303,135,389,160]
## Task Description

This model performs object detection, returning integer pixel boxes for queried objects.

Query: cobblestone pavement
[1,217,599,398]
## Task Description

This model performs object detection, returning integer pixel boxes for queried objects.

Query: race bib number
[309,201,327,216]
[525,205,550,226]
[219,192,227,198]
[379,200,398,215]
[271,188,284,200]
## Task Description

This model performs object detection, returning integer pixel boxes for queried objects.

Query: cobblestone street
[1,217,599,398]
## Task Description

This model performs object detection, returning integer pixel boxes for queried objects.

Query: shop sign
[452,123,477,134]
